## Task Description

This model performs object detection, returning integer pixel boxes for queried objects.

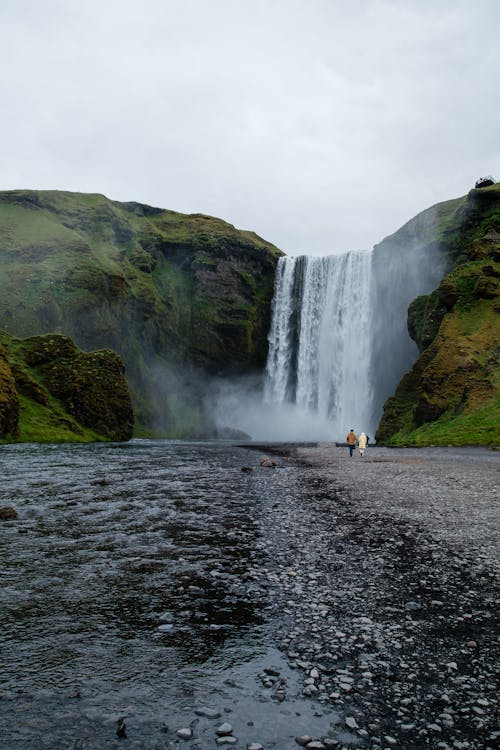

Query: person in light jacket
[358,432,367,457]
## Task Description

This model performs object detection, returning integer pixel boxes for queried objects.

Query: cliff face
[0,191,283,435]
[376,184,500,446]
[369,196,465,429]
[0,331,134,443]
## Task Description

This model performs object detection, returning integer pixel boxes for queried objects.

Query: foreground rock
[0,331,133,442]
[0,506,17,519]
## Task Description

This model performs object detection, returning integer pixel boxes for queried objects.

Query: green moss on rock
[0,330,134,443]
[0,343,19,439]
[0,190,283,435]
[377,184,500,446]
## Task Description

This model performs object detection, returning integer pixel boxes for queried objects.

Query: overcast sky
[1,0,499,255]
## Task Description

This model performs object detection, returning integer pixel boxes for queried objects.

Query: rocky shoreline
[237,444,499,750]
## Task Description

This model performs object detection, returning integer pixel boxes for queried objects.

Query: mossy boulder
[0,343,19,439]
[0,331,133,443]
[0,190,283,435]
[377,184,500,446]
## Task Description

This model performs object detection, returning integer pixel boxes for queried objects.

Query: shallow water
[0,440,338,749]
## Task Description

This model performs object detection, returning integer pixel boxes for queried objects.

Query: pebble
[195,706,221,718]
[216,737,237,746]
[345,717,358,730]
[158,611,174,623]
[217,722,233,736]
[176,728,192,739]
[295,736,312,746]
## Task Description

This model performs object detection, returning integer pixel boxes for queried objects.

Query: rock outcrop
[0,343,19,438]
[376,183,500,446]
[0,331,133,443]
[0,190,282,435]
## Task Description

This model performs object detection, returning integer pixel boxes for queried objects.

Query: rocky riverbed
[1,442,498,749]
[241,444,499,750]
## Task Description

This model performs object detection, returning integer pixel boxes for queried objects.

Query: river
[0,440,338,750]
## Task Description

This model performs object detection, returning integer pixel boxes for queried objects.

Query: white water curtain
[265,252,373,438]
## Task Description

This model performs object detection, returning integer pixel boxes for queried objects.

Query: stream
[0,440,339,750]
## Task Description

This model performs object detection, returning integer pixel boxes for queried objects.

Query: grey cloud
[1,0,499,255]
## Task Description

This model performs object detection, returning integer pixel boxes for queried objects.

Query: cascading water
[265,252,373,439]
[214,207,452,442]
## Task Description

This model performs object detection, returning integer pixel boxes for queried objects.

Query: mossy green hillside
[0,330,134,443]
[0,191,283,434]
[377,184,500,446]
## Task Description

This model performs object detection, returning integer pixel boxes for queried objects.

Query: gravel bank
[245,444,499,750]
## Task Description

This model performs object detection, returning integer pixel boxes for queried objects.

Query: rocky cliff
[376,183,500,446]
[0,331,133,443]
[0,190,283,435]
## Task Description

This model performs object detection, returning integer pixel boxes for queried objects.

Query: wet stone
[158,611,174,623]
[216,722,233,736]
[195,706,221,719]
[0,506,17,520]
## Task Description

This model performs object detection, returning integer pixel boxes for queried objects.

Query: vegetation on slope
[376,184,500,446]
[0,330,134,443]
[0,191,283,435]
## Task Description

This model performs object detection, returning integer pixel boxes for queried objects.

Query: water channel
[0,440,338,750]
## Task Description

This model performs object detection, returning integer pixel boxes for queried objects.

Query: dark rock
[0,507,17,520]
[0,344,19,439]
[116,717,127,738]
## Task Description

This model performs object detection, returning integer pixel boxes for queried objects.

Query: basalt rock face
[0,331,133,442]
[376,184,500,446]
[0,190,282,435]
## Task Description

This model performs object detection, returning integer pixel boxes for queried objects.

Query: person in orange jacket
[346,429,357,457]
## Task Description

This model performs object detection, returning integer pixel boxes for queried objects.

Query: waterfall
[265,252,373,439]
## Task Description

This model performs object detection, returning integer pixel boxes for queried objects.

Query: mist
[208,374,335,442]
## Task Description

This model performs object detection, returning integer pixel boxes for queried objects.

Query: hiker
[346,429,357,457]
[358,432,367,457]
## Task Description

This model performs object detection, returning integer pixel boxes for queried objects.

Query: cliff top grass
[0,189,283,256]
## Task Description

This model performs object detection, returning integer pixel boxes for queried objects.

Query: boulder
[0,507,18,520]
